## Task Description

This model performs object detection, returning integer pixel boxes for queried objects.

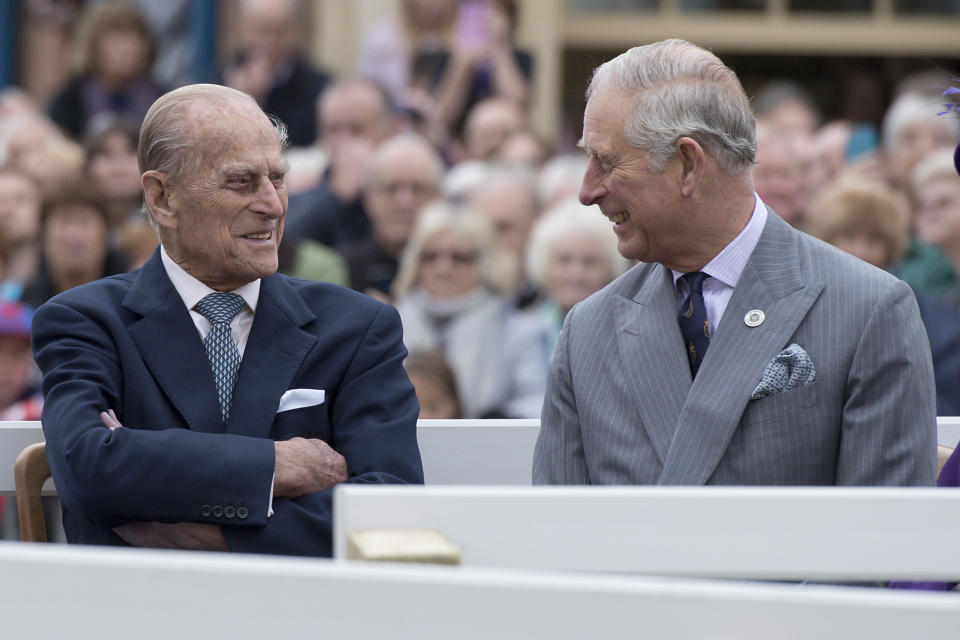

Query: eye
[228,176,253,189]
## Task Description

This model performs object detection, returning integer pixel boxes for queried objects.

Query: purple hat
[0,301,33,340]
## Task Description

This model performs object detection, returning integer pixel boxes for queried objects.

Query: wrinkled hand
[273,437,348,499]
[113,521,228,551]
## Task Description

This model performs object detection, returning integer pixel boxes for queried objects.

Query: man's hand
[100,409,122,430]
[113,522,228,551]
[273,437,348,499]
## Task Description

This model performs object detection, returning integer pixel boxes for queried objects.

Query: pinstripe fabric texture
[533,210,938,487]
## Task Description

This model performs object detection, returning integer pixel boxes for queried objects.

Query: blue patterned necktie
[678,272,710,378]
[195,292,246,424]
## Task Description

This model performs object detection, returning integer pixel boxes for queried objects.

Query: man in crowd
[285,78,398,249]
[339,133,443,299]
[533,39,936,487]
[32,84,423,556]
[224,0,332,147]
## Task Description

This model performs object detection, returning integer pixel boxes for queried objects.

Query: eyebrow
[220,161,289,179]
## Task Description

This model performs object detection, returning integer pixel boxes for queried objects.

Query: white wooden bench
[0,542,956,639]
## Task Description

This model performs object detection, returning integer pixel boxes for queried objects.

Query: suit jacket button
[201,504,212,517]
[237,507,248,519]
[213,505,224,518]
[224,506,236,519]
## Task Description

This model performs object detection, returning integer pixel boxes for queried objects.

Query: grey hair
[138,83,288,225]
[525,198,629,288]
[882,92,960,151]
[365,132,444,189]
[586,39,756,175]
[392,200,517,299]
[913,148,959,193]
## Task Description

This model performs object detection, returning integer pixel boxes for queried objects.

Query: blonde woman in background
[393,201,547,418]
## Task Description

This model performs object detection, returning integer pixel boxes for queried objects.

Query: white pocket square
[277,388,326,413]
[750,344,815,400]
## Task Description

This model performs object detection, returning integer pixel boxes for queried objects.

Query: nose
[579,158,607,206]
[254,177,285,219]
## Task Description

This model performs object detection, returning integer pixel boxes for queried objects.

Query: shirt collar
[160,243,261,314]
[672,193,768,289]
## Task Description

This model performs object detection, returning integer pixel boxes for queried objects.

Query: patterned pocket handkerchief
[750,343,815,400]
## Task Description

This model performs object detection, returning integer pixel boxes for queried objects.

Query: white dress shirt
[672,193,768,337]
[160,244,274,515]
[160,245,260,355]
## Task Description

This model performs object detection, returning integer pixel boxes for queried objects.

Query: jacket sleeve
[222,302,423,556]
[33,299,276,531]
[836,279,938,486]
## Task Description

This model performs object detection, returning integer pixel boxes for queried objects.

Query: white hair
[392,200,517,299]
[525,198,630,288]
[442,161,490,200]
[882,92,960,151]
[913,147,959,193]
[537,154,588,205]
[586,39,756,175]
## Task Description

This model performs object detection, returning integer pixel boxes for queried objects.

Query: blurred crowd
[0,0,959,442]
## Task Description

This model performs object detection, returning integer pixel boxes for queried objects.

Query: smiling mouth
[608,212,629,225]
[243,231,272,240]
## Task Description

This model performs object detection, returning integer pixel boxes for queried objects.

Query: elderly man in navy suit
[32,84,423,556]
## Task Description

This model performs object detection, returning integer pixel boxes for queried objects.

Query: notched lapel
[659,211,825,485]
[613,266,690,464]
[225,275,318,439]
[123,253,224,434]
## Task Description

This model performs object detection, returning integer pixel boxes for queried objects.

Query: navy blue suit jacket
[31,249,423,556]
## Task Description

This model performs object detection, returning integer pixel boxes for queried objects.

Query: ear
[141,170,177,231]
[675,137,706,198]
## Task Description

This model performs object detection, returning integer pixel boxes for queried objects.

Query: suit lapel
[613,265,691,464]
[225,274,318,438]
[123,250,224,433]
[658,212,824,485]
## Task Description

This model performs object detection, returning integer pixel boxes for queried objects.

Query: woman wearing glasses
[393,201,547,418]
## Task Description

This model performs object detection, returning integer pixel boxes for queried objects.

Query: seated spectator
[358,0,459,108]
[0,166,42,298]
[537,153,588,210]
[753,127,808,228]
[340,133,444,300]
[467,164,539,306]
[422,0,532,141]
[882,92,959,195]
[525,198,629,357]
[496,128,550,168]
[285,78,398,249]
[16,137,85,196]
[460,96,525,161]
[806,176,960,416]
[404,349,463,420]
[393,201,547,418]
[914,148,960,308]
[0,300,42,421]
[84,119,143,231]
[222,0,332,148]
[752,80,818,139]
[48,1,164,139]
[21,179,127,309]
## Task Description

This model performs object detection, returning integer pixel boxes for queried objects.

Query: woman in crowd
[913,148,960,309]
[525,198,629,357]
[806,175,960,416]
[84,119,143,231]
[393,201,547,418]
[48,1,164,139]
[404,349,463,420]
[21,179,127,310]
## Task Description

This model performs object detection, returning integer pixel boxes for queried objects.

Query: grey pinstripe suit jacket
[533,210,938,486]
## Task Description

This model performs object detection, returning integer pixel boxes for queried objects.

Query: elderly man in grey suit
[533,39,937,487]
